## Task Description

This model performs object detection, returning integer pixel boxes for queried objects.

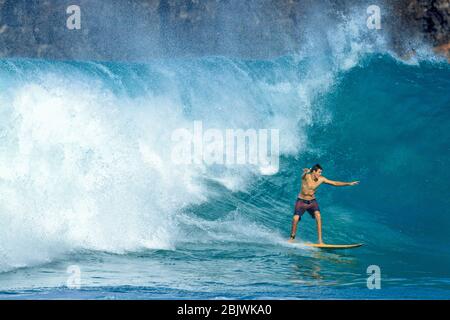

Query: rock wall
[0,0,448,61]
[391,0,450,57]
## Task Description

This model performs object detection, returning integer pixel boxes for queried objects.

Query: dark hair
[311,164,323,172]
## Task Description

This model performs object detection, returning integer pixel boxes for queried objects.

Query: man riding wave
[289,164,359,244]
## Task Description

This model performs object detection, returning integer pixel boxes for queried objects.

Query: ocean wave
[0,9,448,273]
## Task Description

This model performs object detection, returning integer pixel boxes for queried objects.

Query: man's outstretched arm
[322,177,359,186]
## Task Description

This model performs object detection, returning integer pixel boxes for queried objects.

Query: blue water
[0,53,449,299]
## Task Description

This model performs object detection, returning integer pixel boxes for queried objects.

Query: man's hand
[301,168,310,178]
[349,181,359,186]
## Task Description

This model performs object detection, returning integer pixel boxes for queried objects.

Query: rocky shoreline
[0,0,448,61]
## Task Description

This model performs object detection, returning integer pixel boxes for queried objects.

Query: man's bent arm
[322,177,359,186]
[301,168,311,179]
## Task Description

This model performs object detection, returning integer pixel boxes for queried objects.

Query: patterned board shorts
[293,198,320,219]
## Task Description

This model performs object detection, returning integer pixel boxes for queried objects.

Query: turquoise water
[0,54,449,299]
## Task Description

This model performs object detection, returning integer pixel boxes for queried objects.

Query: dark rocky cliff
[0,0,448,61]
[392,0,450,56]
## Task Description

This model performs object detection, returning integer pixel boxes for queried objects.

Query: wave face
[312,57,450,243]
[0,55,335,272]
[0,49,450,297]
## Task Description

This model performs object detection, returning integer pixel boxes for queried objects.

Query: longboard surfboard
[304,243,363,249]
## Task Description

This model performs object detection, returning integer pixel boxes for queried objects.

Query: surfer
[289,164,359,244]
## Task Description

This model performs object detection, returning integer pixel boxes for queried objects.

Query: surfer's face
[311,169,322,179]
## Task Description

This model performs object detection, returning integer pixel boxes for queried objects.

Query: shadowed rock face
[408,0,449,45]
[391,0,450,58]
[0,0,448,61]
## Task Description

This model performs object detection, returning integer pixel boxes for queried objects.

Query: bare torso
[298,174,323,200]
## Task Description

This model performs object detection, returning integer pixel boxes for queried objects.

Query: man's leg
[314,211,323,244]
[289,215,300,241]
